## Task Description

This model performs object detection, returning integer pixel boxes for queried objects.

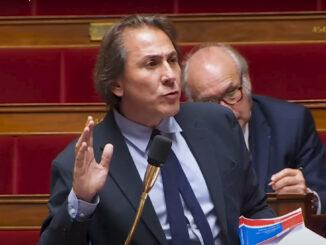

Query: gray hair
[94,15,180,107]
[182,43,252,101]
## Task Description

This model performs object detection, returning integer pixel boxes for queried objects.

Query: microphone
[125,135,172,245]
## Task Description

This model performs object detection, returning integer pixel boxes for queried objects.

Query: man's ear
[111,80,123,97]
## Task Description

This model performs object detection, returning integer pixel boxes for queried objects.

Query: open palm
[73,116,113,202]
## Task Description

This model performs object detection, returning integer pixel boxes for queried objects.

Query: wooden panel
[0,18,95,47]
[174,13,326,44]
[0,17,116,47]
[267,193,326,237]
[1,194,325,238]
[267,193,313,220]
[1,13,326,47]
[0,194,314,229]
[0,104,106,135]
[0,195,48,230]
[300,100,326,131]
[0,101,325,135]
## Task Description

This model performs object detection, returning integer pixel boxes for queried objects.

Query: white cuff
[67,189,99,220]
[307,188,321,215]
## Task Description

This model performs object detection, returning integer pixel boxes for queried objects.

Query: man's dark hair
[94,15,179,107]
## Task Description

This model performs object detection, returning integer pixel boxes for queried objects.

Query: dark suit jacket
[39,102,274,245]
[250,95,326,212]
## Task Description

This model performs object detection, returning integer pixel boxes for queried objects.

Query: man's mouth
[163,91,179,100]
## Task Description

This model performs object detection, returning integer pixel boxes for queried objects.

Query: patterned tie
[151,130,214,245]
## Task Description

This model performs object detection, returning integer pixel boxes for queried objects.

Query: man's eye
[224,89,238,98]
[147,60,157,67]
[168,56,178,64]
[225,91,236,99]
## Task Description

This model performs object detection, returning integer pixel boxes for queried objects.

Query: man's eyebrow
[167,50,178,57]
[224,84,239,93]
[142,50,177,60]
[142,54,161,60]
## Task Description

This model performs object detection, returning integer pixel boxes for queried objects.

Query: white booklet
[238,208,325,244]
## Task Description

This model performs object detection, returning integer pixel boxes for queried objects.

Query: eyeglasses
[205,86,243,105]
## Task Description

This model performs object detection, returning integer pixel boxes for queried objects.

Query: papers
[238,208,325,244]
[267,224,326,244]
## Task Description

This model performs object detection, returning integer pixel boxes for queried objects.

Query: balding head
[183,44,251,100]
[182,44,253,128]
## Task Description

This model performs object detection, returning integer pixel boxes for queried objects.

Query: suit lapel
[93,111,167,244]
[176,117,229,241]
[249,102,272,192]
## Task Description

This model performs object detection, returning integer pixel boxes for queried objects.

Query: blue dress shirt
[68,110,222,244]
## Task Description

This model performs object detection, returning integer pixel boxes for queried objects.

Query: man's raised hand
[73,116,113,202]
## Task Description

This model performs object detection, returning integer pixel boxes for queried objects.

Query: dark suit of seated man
[38,16,274,245]
[182,43,326,214]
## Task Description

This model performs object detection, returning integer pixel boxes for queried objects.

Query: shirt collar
[113,109,182,153]
[243,122,249,150]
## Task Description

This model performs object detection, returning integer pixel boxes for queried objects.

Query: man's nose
[161,62,177,84]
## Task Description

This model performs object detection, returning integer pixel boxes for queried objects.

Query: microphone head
[148,135,172,167]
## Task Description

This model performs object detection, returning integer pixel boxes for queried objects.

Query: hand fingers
[271,175,302,190]
[270,169,306,193]
[75,128,88,154]
[100,144,114,171]
[75,141,88,170]
[270,168,301,184]
[88,119,95,148]
[84,118,95,165]
[85,116,95,166]
[86,115,92,126]
[84,146,95,171]
[274,184,307,195]
[75,116,93,154]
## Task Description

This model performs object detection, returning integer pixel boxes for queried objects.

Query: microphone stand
[124,165,160,245]
[124,134,171,245]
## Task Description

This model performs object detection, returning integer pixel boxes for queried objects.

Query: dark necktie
[151,130,214,245]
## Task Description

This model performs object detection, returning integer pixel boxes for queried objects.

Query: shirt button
[69,208,76,216]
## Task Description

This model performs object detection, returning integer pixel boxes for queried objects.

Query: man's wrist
[307,188,321,214]
[68,189,99,221]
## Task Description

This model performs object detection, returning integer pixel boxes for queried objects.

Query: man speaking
[39,15,274,245]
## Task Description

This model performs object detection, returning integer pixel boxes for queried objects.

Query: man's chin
[163,104,180,117]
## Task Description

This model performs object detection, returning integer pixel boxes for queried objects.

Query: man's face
[112,26,181,127]
[186,47,252,129]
